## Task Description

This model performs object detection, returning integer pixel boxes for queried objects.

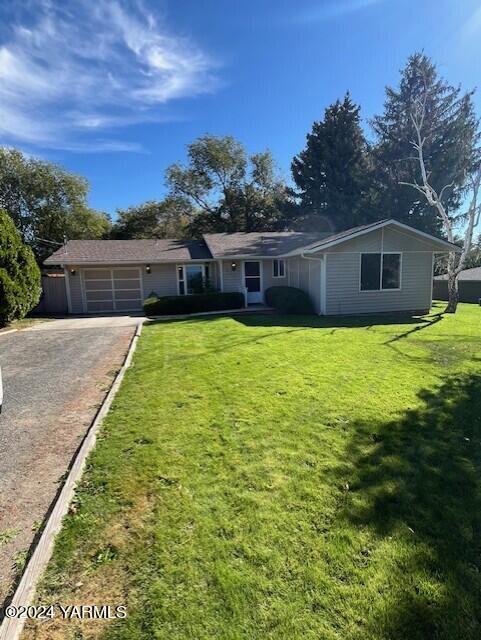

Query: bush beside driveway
[23,303,481,640]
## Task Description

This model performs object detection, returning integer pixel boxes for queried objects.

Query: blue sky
[1,0,480,217]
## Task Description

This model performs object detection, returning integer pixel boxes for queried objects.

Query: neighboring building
[44,219,458,316]
[434,266,481,303]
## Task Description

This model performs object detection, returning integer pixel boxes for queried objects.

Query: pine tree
[371,52,479,234]
[291,93,374,231]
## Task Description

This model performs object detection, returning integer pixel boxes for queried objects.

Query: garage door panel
[87,300,115,312]
[114,278,142,290]
[85,269,111,280]
[86,290,114,302]
[113,269,140,280]
[83,268,142,312]
[115,290,141,301]
[115,299,141,311]
[84,280,112,291]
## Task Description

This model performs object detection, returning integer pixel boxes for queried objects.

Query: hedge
[144,291,245,316]
[265,286,314,314]
[0,209,41,327]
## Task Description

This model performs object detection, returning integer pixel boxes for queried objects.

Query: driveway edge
[0,322,143,640]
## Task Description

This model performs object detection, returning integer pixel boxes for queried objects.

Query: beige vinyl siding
[286,257,321,312]
[325,251,433,315]
[262,259,287,290]
[382,226,438,252]
[298,258,309,290]
[143,263,177,297]
[324,229,383,253]
[222,260,243,292]
[306,259,322,314]
[68,267,84,313]
[287,257,301,288]
[320,226,440,254]
[208,262,218,289]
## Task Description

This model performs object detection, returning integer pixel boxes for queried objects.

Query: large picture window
[360,253,401,291]
[177,265,205,295]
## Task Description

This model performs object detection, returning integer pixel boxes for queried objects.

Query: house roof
[203,232,330,259]
[434,266,481,281]
[44,219,460,265]
[44,239,211,265]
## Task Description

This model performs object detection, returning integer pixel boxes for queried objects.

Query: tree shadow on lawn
[149,311,436,333]
[340,372,481,639]
[232,312,434,331]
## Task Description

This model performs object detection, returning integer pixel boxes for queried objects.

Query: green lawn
[25,303,481,640]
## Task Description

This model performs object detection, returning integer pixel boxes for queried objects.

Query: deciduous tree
[109,197,194,239]
[166,135,291,233]
[0,148,111,262]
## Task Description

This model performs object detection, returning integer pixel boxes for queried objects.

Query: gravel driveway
[0,317,140,604]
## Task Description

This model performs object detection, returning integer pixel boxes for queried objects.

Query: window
[178,265,205,295]
[273,259,285,278]
[382,253,401,290]
[360,254,381,291]
[360,253,401,291]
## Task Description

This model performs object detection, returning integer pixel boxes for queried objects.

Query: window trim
[272,258,286,278]
[177,264,206,295]
[359,252,402,292]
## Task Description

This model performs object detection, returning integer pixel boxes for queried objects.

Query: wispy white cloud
[0,1,219,152]
[285,0,386,25]
[458,5,481,39]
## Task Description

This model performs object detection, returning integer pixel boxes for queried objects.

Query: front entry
[244,261,263,304]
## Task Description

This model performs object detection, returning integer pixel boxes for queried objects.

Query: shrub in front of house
[0,209,41,327]
[265,286,314,314]
[143,291,245,316]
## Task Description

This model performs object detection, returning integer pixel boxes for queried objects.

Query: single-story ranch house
[44,218,459,316]
[433,266,481,304]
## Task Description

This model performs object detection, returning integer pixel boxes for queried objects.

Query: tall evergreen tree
[291,93,374,231]
[0,209,41,326]
[371,53,479,234]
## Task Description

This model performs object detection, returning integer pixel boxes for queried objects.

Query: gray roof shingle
[203,232,331,258]
[44,239,212,265]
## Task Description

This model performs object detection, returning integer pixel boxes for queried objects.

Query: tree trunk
[445,273,459,313]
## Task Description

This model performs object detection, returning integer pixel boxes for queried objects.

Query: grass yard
[24,303,481,640]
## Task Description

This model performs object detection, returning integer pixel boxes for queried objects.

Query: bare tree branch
[403,75,481,311]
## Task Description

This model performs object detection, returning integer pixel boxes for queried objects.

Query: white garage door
[83,268,143,313]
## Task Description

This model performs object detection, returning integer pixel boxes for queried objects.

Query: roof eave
[44,257,217,266]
